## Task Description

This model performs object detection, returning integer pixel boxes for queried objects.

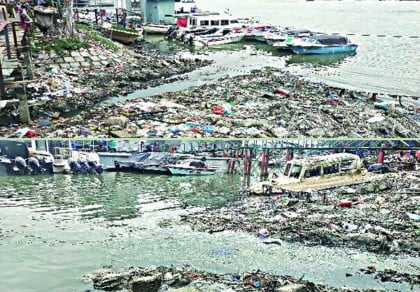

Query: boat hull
[102,28,141,43]
[193,34,244,47]
[289,44,358,54]
[168,167,217,175]
[143,24,171,34]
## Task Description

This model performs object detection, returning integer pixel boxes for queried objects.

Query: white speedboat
[191,28,245,47]
[167,159,219,175]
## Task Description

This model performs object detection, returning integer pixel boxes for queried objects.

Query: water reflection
[0,172,245,221]
[286,52,357,67]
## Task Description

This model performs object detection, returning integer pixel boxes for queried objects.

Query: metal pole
[0,62,6,99]
[12,22,18,56]
[4,25,11,59]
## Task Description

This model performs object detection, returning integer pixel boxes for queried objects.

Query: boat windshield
[289,164,302,178]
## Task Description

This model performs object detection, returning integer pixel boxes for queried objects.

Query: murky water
[105,0,419,108]
[0,173,418,291]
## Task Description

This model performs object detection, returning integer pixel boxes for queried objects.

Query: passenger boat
[287,34,358,54]
[244,24,279,43]
[46,147,103,174]
[113,152,195,174]
[190,28,245,47]
[249,153,372,195]
[143,23,172,34]
[101,23,142,43]
[271,28,317,49]
[0,140,53,175]
[169,12,243,40]
[167,159,219,175]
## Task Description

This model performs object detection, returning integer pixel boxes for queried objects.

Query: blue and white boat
[287,34,358,54]
[167,159,219,175]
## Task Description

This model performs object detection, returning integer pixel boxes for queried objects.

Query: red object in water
[338,200,352,207]
[212,106,224,115]
[274,88,289,95]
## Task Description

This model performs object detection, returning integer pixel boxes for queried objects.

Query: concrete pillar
[16,86,31,124]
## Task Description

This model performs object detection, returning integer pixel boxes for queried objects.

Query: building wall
[140,0,175,24]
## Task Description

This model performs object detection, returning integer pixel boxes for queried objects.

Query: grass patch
[32,36,90,55]
[110,24,139,34]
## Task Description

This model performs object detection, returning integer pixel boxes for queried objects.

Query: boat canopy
[284,28,312,35]
[0,141,30,159]
[314,35,349,45]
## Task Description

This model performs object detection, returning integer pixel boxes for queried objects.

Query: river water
[1,1,419,290]
[1,172,419,291]
[115,0,419,106]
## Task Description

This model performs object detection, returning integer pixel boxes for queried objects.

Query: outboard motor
[13,156,27,175]
[68,158,82,174]
[27,157,41,175]
[40,156,54,174]
[79,159,93,174]
[87,160,103,174]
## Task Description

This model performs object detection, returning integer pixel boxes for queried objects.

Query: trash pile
[84,266,362,291]
[0,40,211,130]
[2,68,418,138]
[181,172,420,256]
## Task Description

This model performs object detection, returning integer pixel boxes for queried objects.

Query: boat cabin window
[221,19,229,26]
[190,18,196,26]
[283,162,291,176]
[211,20,219,26]
[340,159,357,172]
[189,161,206,168]
[200,20,209,26]
[323,164,339,175]
[290,164,302,178]
[231,19,239,24]
[304,166,322,178]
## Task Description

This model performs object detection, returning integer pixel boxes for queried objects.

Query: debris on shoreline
[84,265,378,291]
[180,172,420,257]
[2,67,419,138]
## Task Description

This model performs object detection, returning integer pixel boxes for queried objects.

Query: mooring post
[261,149,269,176]
[377,149,384,164]
[11,22,18,57]
[4,25,11,59]
[23,23,34,80]
[286,149,293,161]
[0,62,6,99]
[16,86,31,124]
[247,149,253,175]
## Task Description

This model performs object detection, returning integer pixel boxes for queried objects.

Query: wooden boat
[102,23,141,44]
[167,159,219,175]
[287,34,358,54]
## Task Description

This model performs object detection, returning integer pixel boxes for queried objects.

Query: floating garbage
[258,228,270,239]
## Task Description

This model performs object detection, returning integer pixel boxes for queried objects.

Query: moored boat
[167,158,219,175]
[143,23,172,34]
[102,23,142,43]
[113,152,195,174]
[0,141,53,175]
[287,34,358,54]
[249,153,371,195]
[191,28,245,47]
